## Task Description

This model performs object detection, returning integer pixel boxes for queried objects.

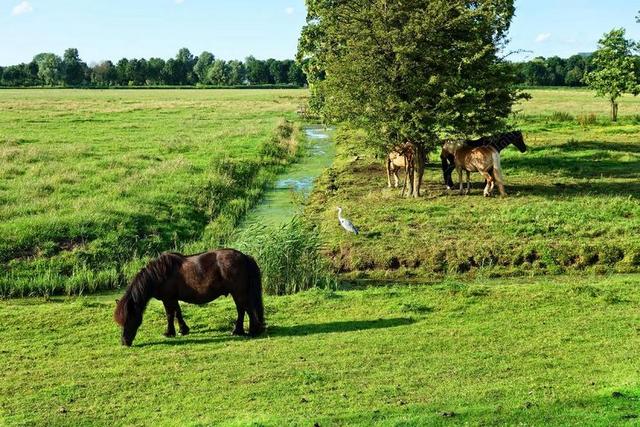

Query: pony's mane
[114,252,185,326]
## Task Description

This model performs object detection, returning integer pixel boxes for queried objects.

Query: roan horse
[114,249,265,346]
[441,131,527,189]
[454,145,506,197]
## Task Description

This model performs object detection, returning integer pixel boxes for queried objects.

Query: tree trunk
[411,142,426,198]
[611,99,619,122]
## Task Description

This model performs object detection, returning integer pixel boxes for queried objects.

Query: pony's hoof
[180,327,190,336]
[232,329,246,336]
[164,330,176,338]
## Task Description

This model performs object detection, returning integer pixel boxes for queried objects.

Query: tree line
[513,54,595,87]
[0,48,307,87]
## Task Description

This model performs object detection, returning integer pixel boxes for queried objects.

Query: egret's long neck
[337,209,343,221]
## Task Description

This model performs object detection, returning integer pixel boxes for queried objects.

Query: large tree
[299,0,523,197]
[584,29,639,122]
[194,51,215,83]
[62,48,85,86]
[33,53,62,86]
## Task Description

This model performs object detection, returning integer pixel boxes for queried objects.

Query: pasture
[0,89,307,297]
[1,87,639,426]
[307,88,640,279]
[1,275,639,425]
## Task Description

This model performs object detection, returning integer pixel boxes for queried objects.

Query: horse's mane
[467,131,522,148]
[114,252,185,326]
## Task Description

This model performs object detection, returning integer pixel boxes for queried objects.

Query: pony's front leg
[458,168,464,195]
[162,300,177,337]
[175,303,190,336]
[386,161,393,188]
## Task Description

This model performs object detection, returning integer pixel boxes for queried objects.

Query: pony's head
[114,296,143,347]
[113,253,184,346]
[511,131,527,153]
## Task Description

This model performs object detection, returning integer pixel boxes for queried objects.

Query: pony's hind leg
[231,294,246,336]
[162,300,177,338]
[175,303,190,336]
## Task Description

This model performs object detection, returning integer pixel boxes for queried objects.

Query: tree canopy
[299,0,525,196]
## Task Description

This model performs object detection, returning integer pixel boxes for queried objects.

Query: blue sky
[1,0,639,66]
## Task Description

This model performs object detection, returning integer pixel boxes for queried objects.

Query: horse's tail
[490,149,504,183]
[245,255,265,332]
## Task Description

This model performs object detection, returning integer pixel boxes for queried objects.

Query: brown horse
[114,249,264,346]
[386,142,415,192]
[454,145,506,197]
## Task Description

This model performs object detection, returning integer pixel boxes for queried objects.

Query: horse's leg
[480,171,493,197]
[386,160,392,188]
[175,302,190,336]
[231,294,246,336]
[465,171,471,195]
[162,300,177,338]
[394,170,400,188]
[458,168,464,194]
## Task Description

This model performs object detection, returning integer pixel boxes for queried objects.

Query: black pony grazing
[441,131,527,189]
[114,249,264,346]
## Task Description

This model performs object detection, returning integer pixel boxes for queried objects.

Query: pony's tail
[246,255,265,333]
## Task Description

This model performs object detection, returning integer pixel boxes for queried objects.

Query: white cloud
[285,7,294,15]
[175,0,185,4]
[535,33,552,43]
[12,1,33,16]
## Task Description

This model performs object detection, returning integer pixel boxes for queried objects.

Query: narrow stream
[240,126,335,229]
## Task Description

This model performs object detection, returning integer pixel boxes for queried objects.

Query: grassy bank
[306,88,640,279]
[0,89,307,297]
[1,274,638,425]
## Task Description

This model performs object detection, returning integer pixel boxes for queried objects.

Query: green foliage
[584,29,640,121]
[33,52,62,86]
[299,0,525,197]
[234,218,337,295]
[0,49,306,88]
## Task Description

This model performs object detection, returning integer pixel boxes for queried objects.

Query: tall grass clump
[550,111,574,122]
[577,113,598,126]
[233,218,336,295]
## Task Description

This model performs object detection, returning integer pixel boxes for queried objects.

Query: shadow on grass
[267,317,415,337]
[136,335,237,347]
[507,182,640,198]
[506,141,640,180]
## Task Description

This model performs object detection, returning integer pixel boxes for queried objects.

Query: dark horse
[114,249,265,346]
[441,131,527,189]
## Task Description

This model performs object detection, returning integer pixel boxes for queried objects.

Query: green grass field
[0,89,307,296]
[307,88,640,279]
[2,87,639,426]
[1,275,638,426]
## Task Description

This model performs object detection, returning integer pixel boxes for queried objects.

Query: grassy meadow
[0,89,307,296]
[1,87,639,426]
[1,275,638,426]
[307,88,640,279]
